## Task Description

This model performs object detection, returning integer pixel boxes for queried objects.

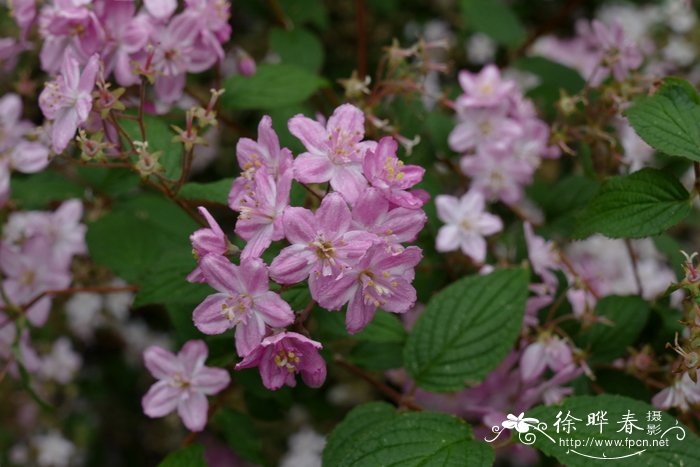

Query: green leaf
[158,444,206,467]
[514,56,585,94]
[354,311,407,344]
[86,211,163,283]
[626,77,700,162]
[323,402,493,467]
[270,27,324,72]
[179,179,234,205]
[528,174,600,237]
[132,251,211,308]
[522,395,700,466]
[578,296,650,363]
[349,341,404,370]
[404,268,528,392]
[86,193,198,285]
[460,0,525,47]
[222,64,326,110]
[10,171,84,208]
[212,409,265,464]
[279,0,328,29]
[574,168,691,239]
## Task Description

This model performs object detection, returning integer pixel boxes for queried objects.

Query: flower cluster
[448,65,559,207]
[34,0,231,101]
[532,19,643,86]
[0,200,86,374]
[184,103,427,396]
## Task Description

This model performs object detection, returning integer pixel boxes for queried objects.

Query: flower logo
[501,412,541,433]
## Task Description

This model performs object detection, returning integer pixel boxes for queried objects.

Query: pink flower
[235,332,326,390]
[315,245,422,333]
[187,207,229,283]
[39,52,100,152]
[142,340,230,432]
[362,136,425,208]
[460,146,534,205]
[231,115,293,180]
[455,65,516,110]
[448,108,522,154]
[99,0,152,86]
[0,93,34,152]
[352,188,427,247]
[269,193,376,295]
[523,223,560,289]
[148,14,200,103]
[193,255,294,357]
[230,167,292,260]
[144,0,177,20]
[589,20,643,82]
[652,371,700,412]
[289,104,375,204]
[181,0,232,70]
[435,191,502,263]
[0,237,71,326]
[520,335,573,383]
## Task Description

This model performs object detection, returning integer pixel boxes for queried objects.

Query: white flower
[39,337,82,384]
[501,412,540,433]
[33,431,76,467]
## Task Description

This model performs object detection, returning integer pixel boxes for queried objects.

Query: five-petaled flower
[193,255,294,357]
[235,332,326,391]
[141,340,230,432]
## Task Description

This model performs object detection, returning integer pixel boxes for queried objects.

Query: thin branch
[0,285,140,327]
[625,239,644,297]
[299,182,323,202]
[334,356,423,411]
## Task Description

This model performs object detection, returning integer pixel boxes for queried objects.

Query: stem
[174,146,194,195]
[334,356,423,411]
[625,239,644,297]
[0,285,140,327]
[299,182,323,202]
[137,78,147,141]
[560,252,601,299]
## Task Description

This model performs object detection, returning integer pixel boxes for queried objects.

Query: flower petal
[193,293,233,335]
[144,345,180,379]
[177,391,208,432]
[254,291,294,328]
[142,380,180,418]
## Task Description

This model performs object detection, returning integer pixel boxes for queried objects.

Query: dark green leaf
[323,402,493,467]
[212,409,265,464]
[574,168,691,239]
[222,64,326,110]
[460,0,525,47]
[404,268,528,392]
[626,77,700,162]
[578,296,650,363]
[10,171,84,208]
[158,444,206,467]
[179,179,234,205]
[270,27,324,72]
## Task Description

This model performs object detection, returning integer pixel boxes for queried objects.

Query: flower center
[384,158,405,181]
[274,349,300,373]
[220,294,253,325]
[20,270,36,286]
[312,239,335,260]
[171,372,191,389]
